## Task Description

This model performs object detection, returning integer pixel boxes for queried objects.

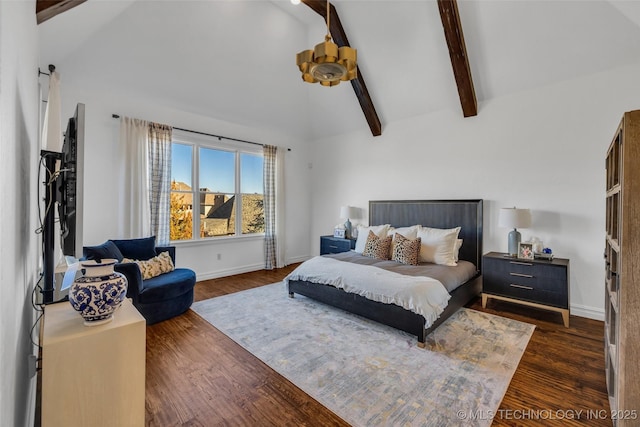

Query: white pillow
[354,224,390,253]
[454,239,463,262]
[388,225,420,256]
[416,226,461,266]
[388,226,419,240]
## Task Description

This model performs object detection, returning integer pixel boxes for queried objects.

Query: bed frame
[287,199,483,347]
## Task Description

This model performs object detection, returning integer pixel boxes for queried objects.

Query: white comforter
[284,256,451,327]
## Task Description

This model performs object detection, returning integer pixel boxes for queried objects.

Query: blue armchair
[83,237,196,325]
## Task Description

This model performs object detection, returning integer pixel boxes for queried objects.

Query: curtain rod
[38,64,56,77]
[111,114,291,151]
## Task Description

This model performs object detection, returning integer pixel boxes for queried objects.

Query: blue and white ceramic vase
[69,259,128,326]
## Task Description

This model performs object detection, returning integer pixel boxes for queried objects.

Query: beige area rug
[192,282,535,427]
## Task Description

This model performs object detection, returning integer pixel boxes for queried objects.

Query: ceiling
[38,0,640,140]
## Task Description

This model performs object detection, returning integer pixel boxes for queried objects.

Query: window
[170,133,264,241]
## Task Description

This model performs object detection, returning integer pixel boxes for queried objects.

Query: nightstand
[482,251,570,327]
[320,235,356,255]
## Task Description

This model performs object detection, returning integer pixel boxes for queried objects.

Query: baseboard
[196,263,264,282]
[570,303,604,321]
[286,255,311,265]
[195,256,311,282]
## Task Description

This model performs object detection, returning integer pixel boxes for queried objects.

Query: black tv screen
[57,103,85,260]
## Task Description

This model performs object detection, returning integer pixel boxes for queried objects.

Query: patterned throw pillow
[123,251,175,280]
[392,233,422,266]
[362,230,392,260]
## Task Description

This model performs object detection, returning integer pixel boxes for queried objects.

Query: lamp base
[344,219,352,239]
[507,229,521,257]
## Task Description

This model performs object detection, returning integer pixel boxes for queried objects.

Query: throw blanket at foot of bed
[284,256,451,327]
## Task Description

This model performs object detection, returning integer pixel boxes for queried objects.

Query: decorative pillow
[110,236,157,261]
[416,226,461,266]
[354,224,390,253]
[123,251,175,280]
[83,241,124,263]
[362,230,392,260]
[388,225,420,256]
[392,233,421,266]
[454,239,463,262]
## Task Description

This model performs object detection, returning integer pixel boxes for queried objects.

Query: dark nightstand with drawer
[482,251,570,327]
[320,236,356,255]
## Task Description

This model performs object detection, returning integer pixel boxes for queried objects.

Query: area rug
[191,282,535,427]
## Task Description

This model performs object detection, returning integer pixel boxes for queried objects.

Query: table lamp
[340,206,357,239]
[499,207,531,257]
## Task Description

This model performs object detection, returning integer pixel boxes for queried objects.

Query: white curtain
[148,123,172,245]
[263,145,286,269]
[117,117,151,239]
[275,148,286,268]
[42,71,62,152]
[264,145,277,269]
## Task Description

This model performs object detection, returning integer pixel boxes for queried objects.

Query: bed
[286,199,483,347]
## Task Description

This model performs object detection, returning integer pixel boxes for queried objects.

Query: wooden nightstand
[320,235,356,255]
[482,251,570,327]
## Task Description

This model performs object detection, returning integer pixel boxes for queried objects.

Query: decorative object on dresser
[530,236,544,254]
[339,205,357,239]
[69,259,128,326]
[604,109,640,426]
[482,251,570,327]
[517,242,534,260]
[499,207,531,257]
[320,235,355,255]
[535,247,554,261]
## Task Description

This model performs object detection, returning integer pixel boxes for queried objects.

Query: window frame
[170,129,264,243]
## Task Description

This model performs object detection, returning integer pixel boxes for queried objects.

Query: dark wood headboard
[369,200,483,271]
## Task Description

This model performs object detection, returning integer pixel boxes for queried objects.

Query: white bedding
[284,256,451,327]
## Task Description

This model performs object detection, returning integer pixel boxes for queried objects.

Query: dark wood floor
[145,265,611,426]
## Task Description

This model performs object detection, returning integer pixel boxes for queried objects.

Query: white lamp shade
[340,206,357,219]
[499,208,531,229]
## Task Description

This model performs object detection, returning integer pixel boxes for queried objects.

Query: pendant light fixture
[295,0,357,87]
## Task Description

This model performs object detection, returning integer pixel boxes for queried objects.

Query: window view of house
[170,142,264,241]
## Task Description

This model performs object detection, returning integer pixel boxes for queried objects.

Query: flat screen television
[58,103,85,259]
[41,103,84,303]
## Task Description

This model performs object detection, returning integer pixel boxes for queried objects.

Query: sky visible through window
[241,153,263,194]
[172,143,263,194]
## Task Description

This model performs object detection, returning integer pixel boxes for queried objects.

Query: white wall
[58,85,313,279]
[0,1,41,426]
[309,62,640,320]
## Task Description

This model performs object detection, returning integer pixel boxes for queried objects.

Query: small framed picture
[518,242,534,260]
[333,228,346,238]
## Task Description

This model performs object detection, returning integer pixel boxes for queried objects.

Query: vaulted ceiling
[37,1,640,140]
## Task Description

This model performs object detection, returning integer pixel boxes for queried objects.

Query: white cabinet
[41,299,146,427]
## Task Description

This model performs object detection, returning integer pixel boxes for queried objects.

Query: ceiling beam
[36,0,86,25]
[301,0,382,136]
[437,0,477,117]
